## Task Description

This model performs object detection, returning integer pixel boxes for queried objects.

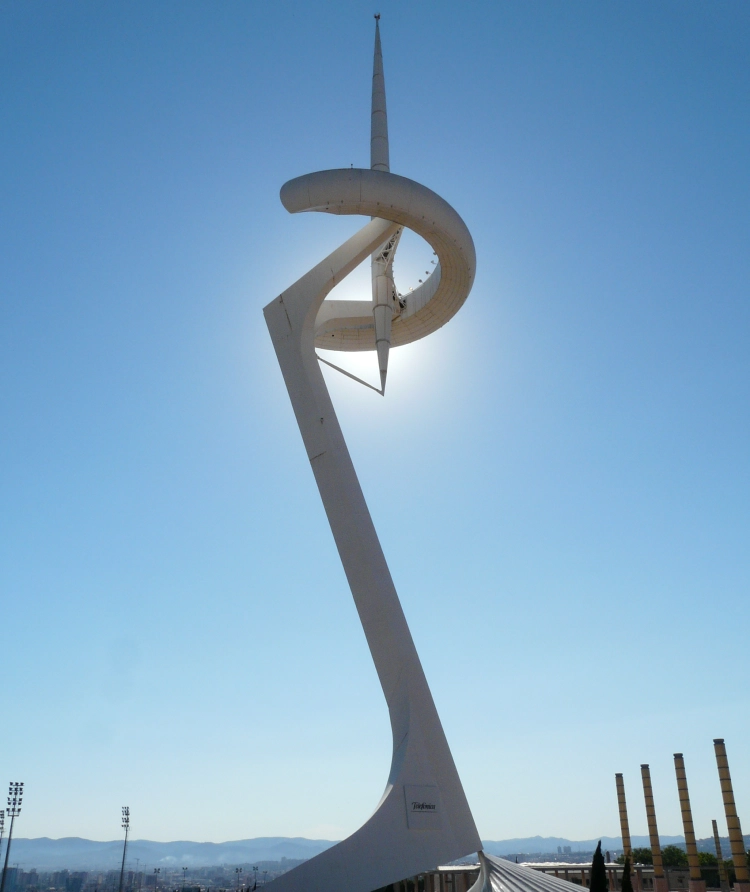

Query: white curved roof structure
[470,854,583,892]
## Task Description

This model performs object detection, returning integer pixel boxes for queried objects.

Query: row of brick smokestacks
[615,739,749,892]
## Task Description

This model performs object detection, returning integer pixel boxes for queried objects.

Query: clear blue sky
[1,0,749,846]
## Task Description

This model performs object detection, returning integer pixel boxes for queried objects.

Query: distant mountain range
[13,833,750,871]
[8,838,336,871]
[7,836,702,870]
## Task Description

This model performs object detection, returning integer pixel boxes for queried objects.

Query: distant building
[52,870,70,889]
[416,863,696,892]
[66,876,84,892]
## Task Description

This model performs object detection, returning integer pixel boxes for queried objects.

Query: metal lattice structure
[118,807,131,892]
[0,783,23,892]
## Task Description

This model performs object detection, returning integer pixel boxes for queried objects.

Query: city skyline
[1,1,748,845]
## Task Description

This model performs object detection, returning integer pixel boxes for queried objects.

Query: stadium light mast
[119,807,131,892]
[0,783,23,892]
[0,812,5,866]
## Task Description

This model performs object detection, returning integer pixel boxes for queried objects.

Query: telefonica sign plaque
[404,785,440,830]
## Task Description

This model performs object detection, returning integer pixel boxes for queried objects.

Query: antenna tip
[374,13,380,20]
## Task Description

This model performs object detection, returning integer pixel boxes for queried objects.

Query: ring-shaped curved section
[280,168,476,351]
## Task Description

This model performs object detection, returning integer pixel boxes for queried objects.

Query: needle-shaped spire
[371,15,389,173]
[371,15,398,393]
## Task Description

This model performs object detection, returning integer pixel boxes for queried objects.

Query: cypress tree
[621,855,634,892]
[590,841,608,892]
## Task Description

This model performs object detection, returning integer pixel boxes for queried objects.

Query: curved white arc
[264,217,480,892]
[280,168,476,351]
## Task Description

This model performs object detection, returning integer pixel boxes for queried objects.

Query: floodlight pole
[119,807,130,892]
[0,812,4,869]
[0,783,23,892]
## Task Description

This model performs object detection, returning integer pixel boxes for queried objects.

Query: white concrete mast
[371,14,400,394]
[263,17,480,891]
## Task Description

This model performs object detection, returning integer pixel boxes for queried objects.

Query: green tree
[662,846,688,868]
[725,860,737,885]
[698,851,719,887]
[590,842,608,892]
[631,849,653,865]
[621,855,634,892]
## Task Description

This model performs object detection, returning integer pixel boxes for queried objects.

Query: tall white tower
[263,19,480,892]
